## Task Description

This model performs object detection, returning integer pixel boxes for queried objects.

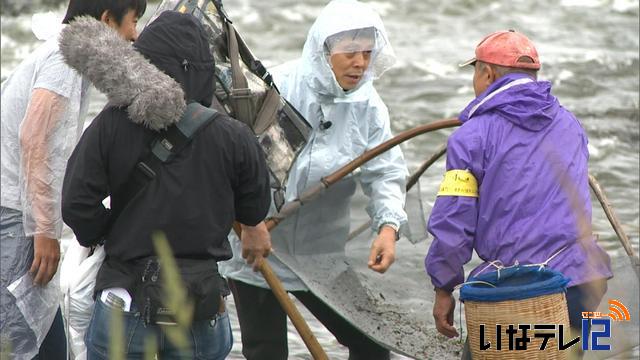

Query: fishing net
[270,148,465,359]
[144,2,457,358]
[146,2,639,359]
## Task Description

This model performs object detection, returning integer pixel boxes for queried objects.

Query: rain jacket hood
[221,0,408,292]
[460,73,558,131]
[297,0,396,99]
[134,11,216,108]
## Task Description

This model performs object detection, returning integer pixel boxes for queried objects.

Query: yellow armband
[437,170,478,197]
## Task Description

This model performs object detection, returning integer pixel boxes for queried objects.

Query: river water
[1,0,638,359]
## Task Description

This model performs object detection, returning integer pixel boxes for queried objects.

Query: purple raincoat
[425,73,612,292]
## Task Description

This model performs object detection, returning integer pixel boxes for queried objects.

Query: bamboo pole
[588,174,640,276]
[258,261,329,360]
[266,119,460,229]
[406,144,448,190]
[322,120,459,185]
[234,118,460,359]
[231,224,328,359]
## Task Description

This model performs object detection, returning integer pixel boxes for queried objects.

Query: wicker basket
[464,291,571,359]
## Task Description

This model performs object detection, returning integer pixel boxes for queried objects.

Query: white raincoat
[220,0,408,291]
[0,20,90,359]
[1,26,90,240]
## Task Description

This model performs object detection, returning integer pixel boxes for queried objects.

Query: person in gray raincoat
[220,0,408,359]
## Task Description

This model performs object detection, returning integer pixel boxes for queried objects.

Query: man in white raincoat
[220,1,407,358]
[0,1,145,358]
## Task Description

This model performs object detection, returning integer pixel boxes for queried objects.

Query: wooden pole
[406,144,448,190]
[266,118,460,230]
[232,224,328,359]
[322,119,459,185]
[235,118,460,359]
[588,174,640,276]
[259,261,329,360]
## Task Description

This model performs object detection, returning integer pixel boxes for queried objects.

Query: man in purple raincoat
[425,30,613,339]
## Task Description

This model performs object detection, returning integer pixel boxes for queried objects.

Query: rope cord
[451,245,568,341]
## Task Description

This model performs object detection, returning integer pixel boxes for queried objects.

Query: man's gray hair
[480,58,538,79]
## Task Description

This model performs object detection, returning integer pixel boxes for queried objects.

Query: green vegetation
[152,231,194,355]
[0,336,11,360]
[105,231,195,357]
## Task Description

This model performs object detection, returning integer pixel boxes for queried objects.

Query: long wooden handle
[405,143,448,190]
[232,223,328,359]
[235,118,461,358]
[323,118,459,184]
[266,118,461,231]
[588,174,640,276]
[259,260,329,360]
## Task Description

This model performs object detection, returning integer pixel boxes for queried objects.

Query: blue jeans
[85,296,232,359]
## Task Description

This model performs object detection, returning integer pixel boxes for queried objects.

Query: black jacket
[62,106,270,260]
[61,11,270,292]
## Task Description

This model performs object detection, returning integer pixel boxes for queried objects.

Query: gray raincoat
[220,0,408,291]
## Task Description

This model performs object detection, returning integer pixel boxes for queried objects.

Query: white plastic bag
[7,271,61,360]
[60,242,105,360]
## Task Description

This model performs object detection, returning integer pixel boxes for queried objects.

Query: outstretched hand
[433,288,459,338]
[367,226,396,273]
[240,221,272,272]
[30,235,60,286]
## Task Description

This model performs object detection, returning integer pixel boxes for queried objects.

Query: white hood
[296,0,396,99]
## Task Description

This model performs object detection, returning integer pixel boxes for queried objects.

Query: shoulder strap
[213,0,274,87]
[149,102,219,163]
[112,103,219,217]
[226,23,254,127]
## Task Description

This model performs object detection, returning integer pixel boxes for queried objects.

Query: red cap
[460,30,540,70]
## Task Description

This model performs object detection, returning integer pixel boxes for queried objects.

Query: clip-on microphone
[319,120,332,130]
